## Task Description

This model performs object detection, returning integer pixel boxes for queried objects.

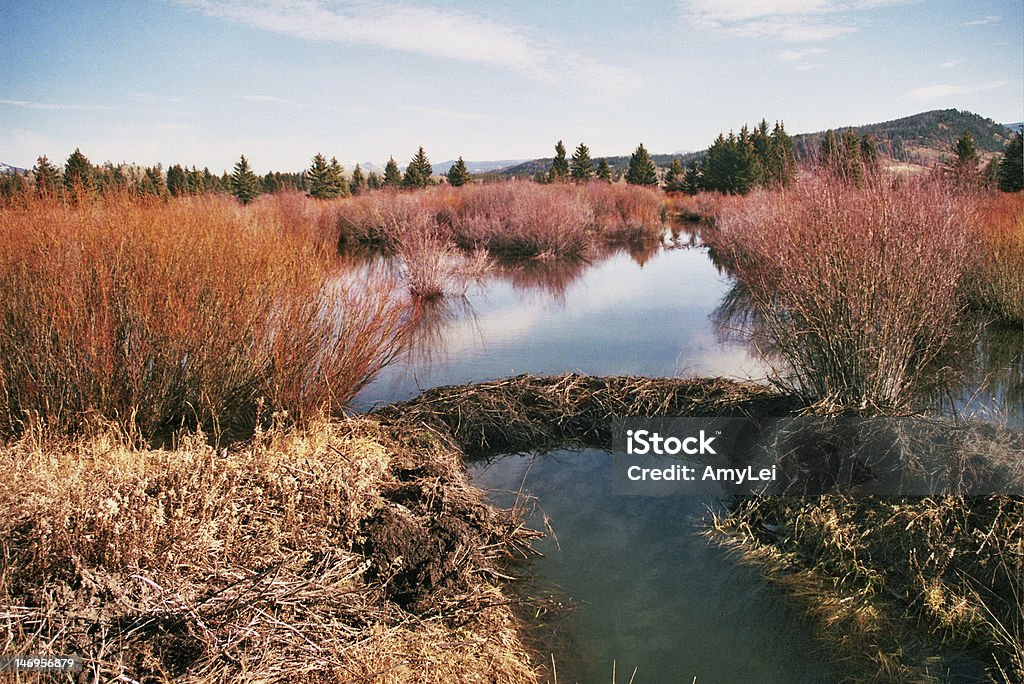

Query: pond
[352,231,1023,679]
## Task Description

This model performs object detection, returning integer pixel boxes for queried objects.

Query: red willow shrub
[972,191,1024,324]
[333,180,666,260]
[0,194,413,440]
[707,173,975,410]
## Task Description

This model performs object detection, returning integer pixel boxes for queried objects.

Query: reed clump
[706,173,975,411]
[0,193,413,440]
[0,417,540,682]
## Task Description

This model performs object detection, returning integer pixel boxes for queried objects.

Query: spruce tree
[769,121,796,187]
[231,155,260,205]
[532,170,548,184]
[328,157,347,197]
[821,130,840,168]
[625,143,658,186]
[63,148,94,196]
[307,153,330,198]
[951,130,980,177]
[570,143,595,182]
[596,158,613,183]
[383,157,402,188]
[167,164,189,196]
[548,140,570,183]
[367,172,382,190]
[663,158,686,192]
[141,166,166,197]
[350,164,366,195]
[682,160,702,195]
[33,155,61,197]
[447,157,471,187]
[404,146,433,188]
[998,131,1023,192]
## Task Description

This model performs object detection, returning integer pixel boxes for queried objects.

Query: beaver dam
[6,372,1020,682]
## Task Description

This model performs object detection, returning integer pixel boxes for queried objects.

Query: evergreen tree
[446,157,471,187]
[860,134,880,171]
[140,166,166,197]
[570,143,595,182]
[840,128,866,185]
[767,121,796,187]
[328,157,347,197]
[997,131,1023,192]
[701,133,759,194]
[821,129,840,168]
[167,164,189,196]
[625,143,658,186]
[532,170,548,184]
[596,158,613,183]
[307,153,330,198]
[548,140,570,183]
[663,158,686,192]
[63,148,94,196]
[403,146,433,188]
[682,160,702,195]
[383,157,402,188]
[350,163,366,195]
[952,130,980,171]
[231,155,261,205]
[33,155,61,197]
[367,172,382,190]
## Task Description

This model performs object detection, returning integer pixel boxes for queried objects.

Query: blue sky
[2,0,1021,173]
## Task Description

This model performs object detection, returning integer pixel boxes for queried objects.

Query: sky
[2,0,1022,173]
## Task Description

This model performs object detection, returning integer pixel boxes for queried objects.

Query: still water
[353,235,1022,681]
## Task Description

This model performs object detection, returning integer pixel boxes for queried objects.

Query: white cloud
[905,80,1008,101]
[0,98,118,112]
[178,0,636,92]
[778,48,826,61]
[964,15,1000,26]
[681,0,912,42]
[939,60,959,69]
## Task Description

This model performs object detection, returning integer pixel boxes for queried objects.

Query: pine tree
[403,146,433,188]
[328,157,348,197]
[231,155,260,205]
[167,164,189,196]
[63,148,94,196]
[350,164,366,195]
[140,166,166,197]
[33,155,61,197]
[997,131,1023,192]
[701,133,759,194]
[682,160,702,195]
[625,143,658,186]
[596,158,613,183]
[383,157,402,188]
[663,158,686,192]
[307,153,330,198]
[532,170,548,184]
[367,172,382,190]
[447,157,471,187]
[951,130,980,176]
[821,129,840,168]
[570,143,595,182]
[769,121,796,187]
[548,140,570,183]
[840,128,865,186]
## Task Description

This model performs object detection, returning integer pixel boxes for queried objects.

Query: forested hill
[499,109,1013,176]
[790,109,1014,164]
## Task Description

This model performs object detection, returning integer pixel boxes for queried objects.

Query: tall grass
[0,193,413,440]
[707,173,975,411]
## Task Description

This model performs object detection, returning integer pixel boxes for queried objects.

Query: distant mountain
[790,109,1014,164]
[498,109,1014,177]
[1004,122,1023,134]
[0,163,27,175]
[430,159,529,175]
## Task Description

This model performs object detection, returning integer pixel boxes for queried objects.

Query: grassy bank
[0,193,413,441]
[711,496,1023,683]
[0,417,540,683]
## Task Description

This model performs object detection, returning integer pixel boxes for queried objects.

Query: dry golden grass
[0,417,540,683]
